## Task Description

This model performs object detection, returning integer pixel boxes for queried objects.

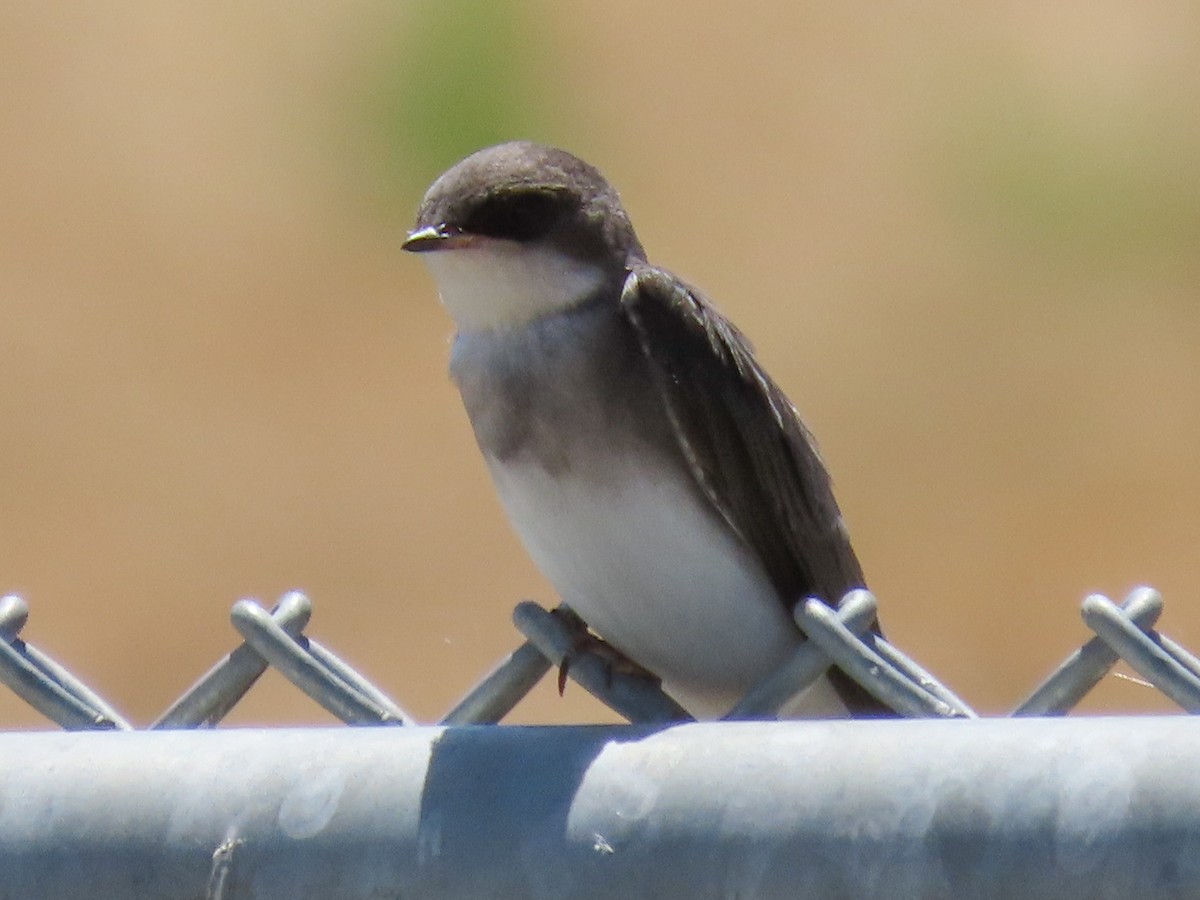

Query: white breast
[487,455,848,719]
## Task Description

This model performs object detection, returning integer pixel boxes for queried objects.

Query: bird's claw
[550,606,660,696]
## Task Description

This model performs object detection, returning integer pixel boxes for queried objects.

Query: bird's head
[404,142,645,331]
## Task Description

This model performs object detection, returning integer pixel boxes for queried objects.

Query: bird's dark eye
[464,190,567,242]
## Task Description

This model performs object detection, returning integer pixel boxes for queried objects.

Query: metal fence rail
[3,719,1200,899]
[2,586,1199,899]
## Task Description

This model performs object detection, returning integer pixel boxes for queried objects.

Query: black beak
[402,224,472,253]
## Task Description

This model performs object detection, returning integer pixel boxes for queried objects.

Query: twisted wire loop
[1,585,1195,728]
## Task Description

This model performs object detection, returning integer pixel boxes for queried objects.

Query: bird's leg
[550,606,661,695]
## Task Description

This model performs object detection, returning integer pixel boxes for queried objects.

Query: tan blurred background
[2,3,1198,728]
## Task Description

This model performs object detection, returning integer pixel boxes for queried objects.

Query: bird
[403,141,889,719]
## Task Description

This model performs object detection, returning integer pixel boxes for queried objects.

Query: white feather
[487,455,849,720]
[420,241,606,332]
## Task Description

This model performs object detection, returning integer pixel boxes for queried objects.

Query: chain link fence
[2,586,1199,898]
[2,586,1198,728]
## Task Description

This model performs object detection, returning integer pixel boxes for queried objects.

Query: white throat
[419,240,607,332]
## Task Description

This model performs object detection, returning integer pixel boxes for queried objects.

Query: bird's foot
[550,607,660,695]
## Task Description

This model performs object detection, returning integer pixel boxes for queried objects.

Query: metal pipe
[2,718,1199,899]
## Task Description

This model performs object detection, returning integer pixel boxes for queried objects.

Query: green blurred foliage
[356,0,558,215]
[937,72,1200,271]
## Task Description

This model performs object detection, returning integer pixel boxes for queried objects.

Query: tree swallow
[404,142,887,718]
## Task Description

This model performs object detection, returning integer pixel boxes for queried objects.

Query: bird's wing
[621,263,864,606]
[621,264,890,715]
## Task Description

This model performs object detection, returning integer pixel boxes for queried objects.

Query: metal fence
[5,586,1198,728]
[2,586,1199,899]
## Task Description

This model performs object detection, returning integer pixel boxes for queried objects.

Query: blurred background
[2,2,1198,728]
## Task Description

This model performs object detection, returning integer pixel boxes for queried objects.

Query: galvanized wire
[1,585,1197,729]
[511,602,691,724]
[725,588,881,718]
[1013,587,1163,716]
[1081,592,1200,712]
[0,594,131,730]
[229,598,412,725]
[153,592,313,728]
[440,638,552,725]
